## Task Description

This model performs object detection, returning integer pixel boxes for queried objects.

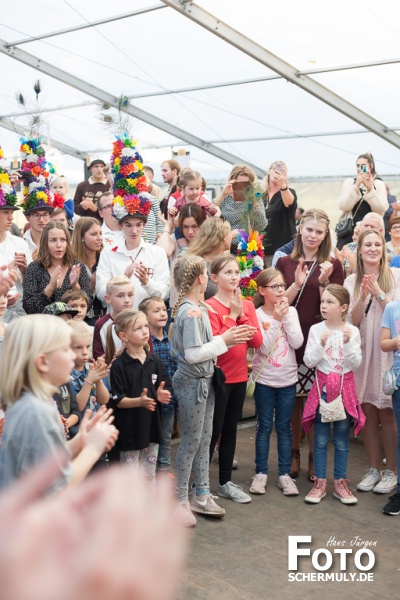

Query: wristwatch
[375,292,386,302]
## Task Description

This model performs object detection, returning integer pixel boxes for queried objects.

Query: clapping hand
[157,381,171,405]
[318,261,333,286]
[272,296,289,322]
[69,264,81,289]
[139,388,157,412]
[229,288,243,319]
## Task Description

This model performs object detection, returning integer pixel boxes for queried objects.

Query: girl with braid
[170,254,255,527]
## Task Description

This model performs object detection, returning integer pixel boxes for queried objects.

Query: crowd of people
[1,142,400,542]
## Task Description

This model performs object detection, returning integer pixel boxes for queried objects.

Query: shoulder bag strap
[294,260,317,308]
[252,328,283,384]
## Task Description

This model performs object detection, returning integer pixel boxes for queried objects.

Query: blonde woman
[344,228,400,494]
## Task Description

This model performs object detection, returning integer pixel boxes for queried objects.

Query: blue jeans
[157,410,175,471]
[254,383,296,476]
[314,406,352,480]
[391,388,400,493]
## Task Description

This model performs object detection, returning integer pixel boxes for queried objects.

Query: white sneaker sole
[373,484,397,494]
[249,487,266,495]
[333,492,358,504]
[305,493,326,504]
[357,481,380,492]
[218,491,252,504]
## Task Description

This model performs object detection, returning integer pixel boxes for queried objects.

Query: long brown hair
[354,229,393,298]
[292,209,331,263]
[177,203,206,232]
[36,222,74,268]
[71,217,103,266]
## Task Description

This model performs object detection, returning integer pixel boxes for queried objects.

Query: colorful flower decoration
[110,135,151,222]
[19,136,54,214]
[236,229,265,299]
[0,146,19,210]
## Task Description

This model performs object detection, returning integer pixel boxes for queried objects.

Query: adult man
[295,206,304,229]
[159,159,181,218]
[73,159,110,221]
[98,191,124,248]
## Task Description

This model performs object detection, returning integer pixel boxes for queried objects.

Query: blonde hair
[354,229,393,298]
[50,176,69,195]
[67,320,92,341]
[171,255,206,319]
[228,164,257,185]
[262,160,288,191]
[0,315,72,405]
[292,209,332,263]
[254,268,286,308]
[71,217,103,265]
[187,218,231,258]
[138,296,165,315]
[105,309,148,364]
[105,275,133,296]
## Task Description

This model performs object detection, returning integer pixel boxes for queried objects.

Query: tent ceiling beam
[0,38,264,177]
[0,118,87,160]
[4,5,167,47]
[161,0,400,150]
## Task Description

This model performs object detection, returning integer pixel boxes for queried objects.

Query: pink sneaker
[333,479,358,504]
[175,502,197,527]
[305,478,327,504]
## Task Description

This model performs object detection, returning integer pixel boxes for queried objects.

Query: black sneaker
[383,492,400,515]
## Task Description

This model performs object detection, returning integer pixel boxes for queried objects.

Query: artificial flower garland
[111,135,151,221]
[19,137,54,212]
[0,146,18,209]
[236,229,265,299]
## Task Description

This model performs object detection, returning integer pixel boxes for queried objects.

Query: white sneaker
[373,470,397,494]
[249,473,268,494]
[356,468,381,492]
[278,474,299,496]
[217,481,252,503]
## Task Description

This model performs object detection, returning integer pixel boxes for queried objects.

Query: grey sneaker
[217,481,252,503]
[357,468,381,492]
[249,473,268,494]
[373,470,397,494]
[278,474,299,496]
[190,494,225,517]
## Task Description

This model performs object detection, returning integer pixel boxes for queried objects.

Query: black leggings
[210,381,247,485]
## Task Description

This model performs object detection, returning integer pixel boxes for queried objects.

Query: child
[0,314,118,493]
[206,255,261,503]
[380,300,400,515]
[249,268,303,497]
[93,275,134,360]
[302,284,365,504]
[170,254,256,526]
[68,320,109,413]
[108,310,172,491]
[138,296,178,474]
[61,289,90,321]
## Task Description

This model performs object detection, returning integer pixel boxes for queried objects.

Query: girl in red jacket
[206,255,261,503]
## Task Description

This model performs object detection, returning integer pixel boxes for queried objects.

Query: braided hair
[171,254,206,320]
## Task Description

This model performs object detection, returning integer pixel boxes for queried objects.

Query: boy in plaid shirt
[139,296,178,474]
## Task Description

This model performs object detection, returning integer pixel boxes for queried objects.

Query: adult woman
[214,165,267,249]
[23,222,91,314]
[71,217,104,325]
[344,229,400,493]
[276,209,344,479]
[386,218,400,256]
[262,161,297,267]
[157,203,205,259]
[187,218,233,300]
[336,152,387,249]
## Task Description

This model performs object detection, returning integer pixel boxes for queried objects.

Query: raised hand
[229,287,243,319]
[272,296,289,322]
[69,263,81,289]
[294,257,308,289]
[157,381,171,405]
[320,329,331,347]
[318,261,333,285]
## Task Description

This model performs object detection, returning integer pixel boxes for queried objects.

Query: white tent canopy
[1,0,400,185]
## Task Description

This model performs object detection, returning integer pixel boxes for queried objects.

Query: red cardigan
[206,297,262,383]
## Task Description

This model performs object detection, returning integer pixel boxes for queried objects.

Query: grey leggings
[173,372,215,502]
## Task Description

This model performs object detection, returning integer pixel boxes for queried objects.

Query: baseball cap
[42,302,79,317]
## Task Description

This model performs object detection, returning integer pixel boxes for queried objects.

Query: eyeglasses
[31,212,50,221]
[391,226,400,231]
[99,204,112,211]
[263,284,286,291]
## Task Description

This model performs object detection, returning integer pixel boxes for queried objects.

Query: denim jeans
[254,382,296,476]
[314,405,352,480]
[157,410,175,471]
[391,388,400,493]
